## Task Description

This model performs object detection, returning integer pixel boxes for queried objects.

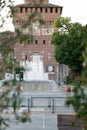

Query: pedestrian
[66,85,71,93]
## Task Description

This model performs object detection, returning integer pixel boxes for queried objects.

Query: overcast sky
[50,0,87,25]
[0,0,87,31]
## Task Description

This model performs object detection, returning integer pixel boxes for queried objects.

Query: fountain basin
[21,80,57,92]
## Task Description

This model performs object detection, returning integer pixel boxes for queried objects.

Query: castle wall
[13,0,67,82]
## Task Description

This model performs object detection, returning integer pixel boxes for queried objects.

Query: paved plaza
[5,88,75,130]
[6,112,58,130]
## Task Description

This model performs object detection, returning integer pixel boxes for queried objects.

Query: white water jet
[20,55,48,81]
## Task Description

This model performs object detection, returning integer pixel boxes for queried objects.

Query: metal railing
[21,96,67,113]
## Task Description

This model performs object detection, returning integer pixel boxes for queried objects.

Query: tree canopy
[52,17,85,76]
[53,17,87,130]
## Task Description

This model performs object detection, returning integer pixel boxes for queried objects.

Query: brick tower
[13,0,68,83]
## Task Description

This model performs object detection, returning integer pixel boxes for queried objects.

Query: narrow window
[35,40,38,44]
[43,40,45,44]
[28,39,30,44]
[55,7,58,13]
[50,7,53,13]
[30,8,32,13]
[40,8,42,13]
[45,8,47,13]
[25,55,27,60]
[35,7,37,12]
[20,7,23,13]
[25,7,28,13]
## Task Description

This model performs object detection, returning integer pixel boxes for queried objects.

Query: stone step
[21,80,57,91]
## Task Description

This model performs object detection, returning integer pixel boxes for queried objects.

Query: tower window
[35,7,38,12]
[28,39,30,44]
[55,7,58,13]
[45,8,47,13]
[25,7,28,13]
[40,8,43,13]
[30,8,32,13]
[50,7,53,13]
[20,7,23,13]
[25,55,27,60]
[35,40,38,44]
[43,40,45,44]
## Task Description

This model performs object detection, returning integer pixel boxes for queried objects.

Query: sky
[0,0,87,31]
[50,0,87,25]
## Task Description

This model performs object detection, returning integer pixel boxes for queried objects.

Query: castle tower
[13,0,67,82]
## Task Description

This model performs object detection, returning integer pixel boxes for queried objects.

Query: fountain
[3,54,57,91]
[20,54,48,81]
[21,60,48,81]
[20,54,57,91]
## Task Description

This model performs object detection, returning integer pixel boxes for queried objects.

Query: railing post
[28,98,30,112]
[52,99,55,113]
[31,97,33,108]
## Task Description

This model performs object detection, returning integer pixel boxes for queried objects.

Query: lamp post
[13,54,16,93]
[58,64,61,86]
[16,84,22,106]
[12,56,22,107]
[57,63,58,85]
[57,63,61,85]
[12,52,17,112]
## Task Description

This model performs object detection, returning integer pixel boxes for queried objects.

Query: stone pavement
[6,111,58,130]
[5,87,75,130]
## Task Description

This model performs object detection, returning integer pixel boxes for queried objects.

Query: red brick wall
[13,1,63,81]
